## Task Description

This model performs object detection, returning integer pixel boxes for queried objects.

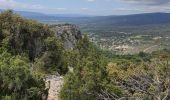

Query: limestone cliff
[51,24,82,49]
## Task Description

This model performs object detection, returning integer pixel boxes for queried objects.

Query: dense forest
[0,10,170,100]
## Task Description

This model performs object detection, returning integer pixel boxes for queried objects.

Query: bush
[0,49,47,100]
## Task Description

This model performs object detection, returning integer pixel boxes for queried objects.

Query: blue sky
[0,0,170,15]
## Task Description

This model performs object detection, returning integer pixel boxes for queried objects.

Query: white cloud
[87,0,96,2]
[1,0,170,15]
[54,8,67,11]
[0,0,67,13]
[112,8,143,11]
[0,0,44,10]
[112,0,170,14]
[117,0,170,5]
[81,8,89,10]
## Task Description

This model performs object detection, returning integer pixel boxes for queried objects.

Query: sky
[0,0,170,15]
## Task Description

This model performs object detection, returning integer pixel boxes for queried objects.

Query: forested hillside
[0,10,170,100]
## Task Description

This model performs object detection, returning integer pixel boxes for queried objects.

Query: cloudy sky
[0,0,170,15]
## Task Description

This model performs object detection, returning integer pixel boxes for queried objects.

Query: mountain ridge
[79,12,170,26]
[1,9,170,26]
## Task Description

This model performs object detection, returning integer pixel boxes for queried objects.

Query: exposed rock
[51,24,82,49]
[45,75,63,100]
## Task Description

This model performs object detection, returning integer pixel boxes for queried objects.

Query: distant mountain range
[26,12,170,26]
[23,12,170,26]
[84,13,170,26]
[1,9,170,26]
[0,9,91,17]
[0,9,45,16]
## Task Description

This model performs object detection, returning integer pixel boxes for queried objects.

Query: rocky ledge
[51,24,82,49]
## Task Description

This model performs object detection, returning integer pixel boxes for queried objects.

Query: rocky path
[46,75,63,100]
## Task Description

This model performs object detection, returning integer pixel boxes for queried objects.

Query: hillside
[0,10,82,100]
[1,10,170,100]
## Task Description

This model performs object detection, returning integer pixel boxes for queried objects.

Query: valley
[87,31,170,54]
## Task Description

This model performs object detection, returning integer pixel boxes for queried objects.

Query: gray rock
[52,24,82,49]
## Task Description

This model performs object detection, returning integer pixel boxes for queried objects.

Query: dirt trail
[46,75,63,100]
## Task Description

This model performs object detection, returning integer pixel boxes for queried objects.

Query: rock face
[45,75,63,100]
[52,24,82,49]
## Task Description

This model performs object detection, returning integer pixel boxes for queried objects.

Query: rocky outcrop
[51,24,82,49]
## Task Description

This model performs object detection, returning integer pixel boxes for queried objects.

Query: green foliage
[34,37,68,74]
[0,10,69,99]
[60,36,122,100]
[61,37,170,99]
[0,10,68,75]
[0,49,47,100]
[106,50,170,99]
[0,10,52,61]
